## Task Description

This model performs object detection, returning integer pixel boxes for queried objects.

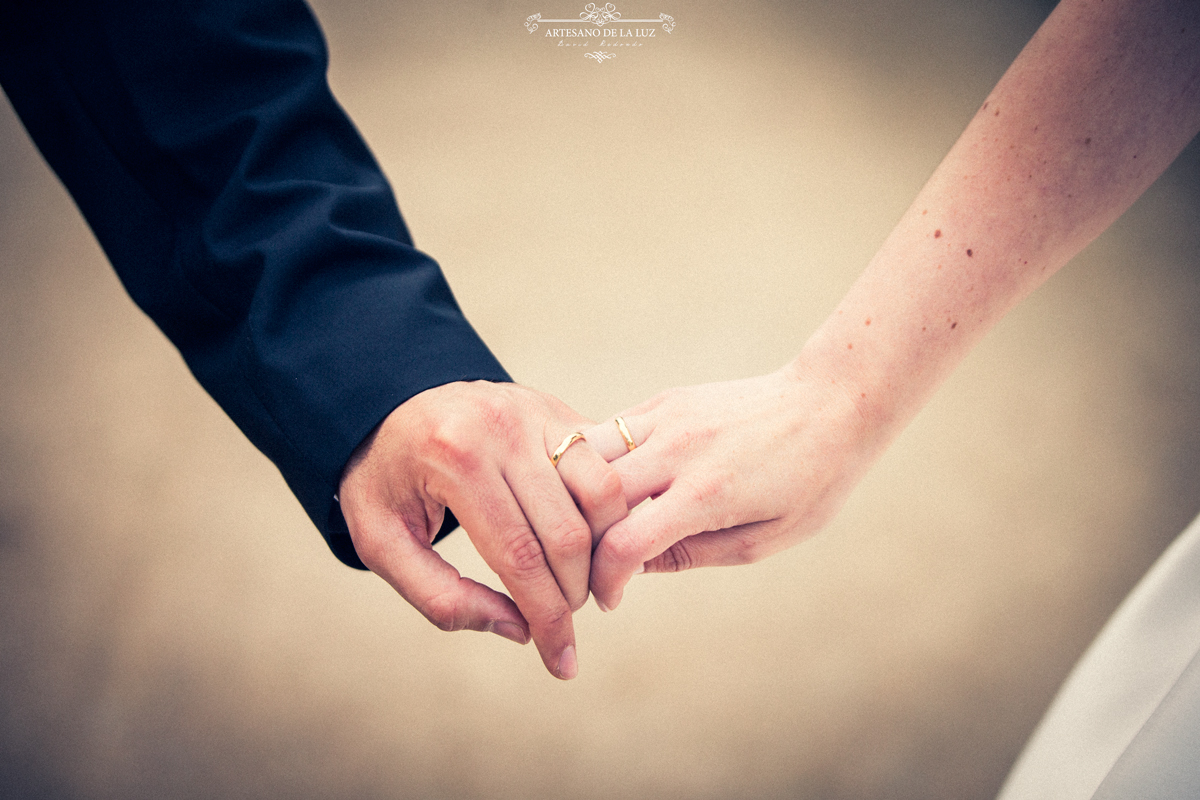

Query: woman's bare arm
[586,0,1200,610]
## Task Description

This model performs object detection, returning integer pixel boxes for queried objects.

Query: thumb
[642,519,779,572]
[349,498,531,645]
[589,483,710,611]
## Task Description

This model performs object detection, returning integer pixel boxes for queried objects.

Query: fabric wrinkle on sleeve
[0,0,510,568]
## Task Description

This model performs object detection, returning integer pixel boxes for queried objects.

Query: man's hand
[338,381,627,679]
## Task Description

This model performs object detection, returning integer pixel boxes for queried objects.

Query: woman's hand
[580,0,1200,614]
[583,365,878,612]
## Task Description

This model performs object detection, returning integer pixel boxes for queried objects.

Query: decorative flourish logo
[524,3,676,61]
[581,3,621,25]
[525,4,675,35]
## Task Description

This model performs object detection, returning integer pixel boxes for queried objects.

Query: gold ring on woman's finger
[550,432,586,467]
[615,416,637,452]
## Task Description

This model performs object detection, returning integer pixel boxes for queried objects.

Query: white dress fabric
[996,514,1200,799]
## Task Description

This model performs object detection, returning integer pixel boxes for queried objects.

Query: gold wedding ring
[615,416,637,452]
[550,431,586,467]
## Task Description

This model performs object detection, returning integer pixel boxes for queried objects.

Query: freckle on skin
[934,229,942,238]
[951,322,957,329]
[861,393,866,398]
[966,249,973,257]
[1085,137,1091,145]
[847,343,853,349]
[865,318,871,326]
[994,109,1000,116]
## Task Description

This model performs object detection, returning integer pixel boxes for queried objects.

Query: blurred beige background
[4,0,1200,797]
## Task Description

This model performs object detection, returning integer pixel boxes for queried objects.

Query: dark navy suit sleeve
[0,0,511,568]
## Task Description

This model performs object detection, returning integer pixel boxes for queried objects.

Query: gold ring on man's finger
[615,416,637,452]
[550,432,586,467]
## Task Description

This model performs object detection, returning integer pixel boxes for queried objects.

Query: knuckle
[475,393,506,427]
[658,387,683,405]
[426,418,481,474]
[537,602,573,631]
[679,471,739,530]
[567,591,589,613]
[682,474,727,511]
[476,392,521,438]
[731,535,763,565]
[656,540,695,573]
[545,516,591,556]
[586,469,625,510]
[423,386,529,471]
[662,424,712,461]
[501,530,550,578]
[602,529,645,569]
[419,590,466,632]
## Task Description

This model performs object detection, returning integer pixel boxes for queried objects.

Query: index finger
[344,502,531,645]
[453,472,580,680]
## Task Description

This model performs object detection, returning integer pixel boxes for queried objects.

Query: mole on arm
[934,229,942,238]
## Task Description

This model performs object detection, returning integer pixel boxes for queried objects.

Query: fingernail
[596,598,611,613]
[491,621,529,645]
[556,645,578,680]
[635,563,645,575]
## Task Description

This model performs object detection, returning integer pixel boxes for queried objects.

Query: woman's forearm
[797,0,1200,453]
[587,0,1200,604]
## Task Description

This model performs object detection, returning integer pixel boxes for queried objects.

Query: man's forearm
[0,0,511,566]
